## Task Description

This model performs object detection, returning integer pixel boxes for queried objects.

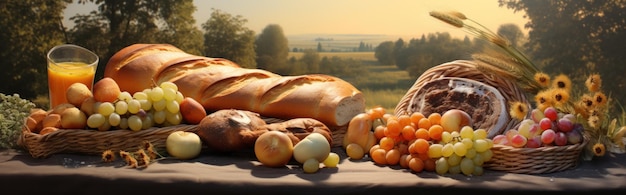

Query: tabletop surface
[1,147,625,195]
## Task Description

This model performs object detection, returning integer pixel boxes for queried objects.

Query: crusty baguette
[104,44,365,127]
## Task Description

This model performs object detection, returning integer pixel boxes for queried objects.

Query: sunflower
[552,74,572,92]
[585,74,602,92]
[551,88,570,108]
[588,115,601,129]
[509,101,528,121]
[592,143,606,156]
[593,92,608,107]
[534,72,551,88]
[534,90,553,112]
[101,150,116,163]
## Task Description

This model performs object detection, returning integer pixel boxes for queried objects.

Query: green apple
[166,131,202,160]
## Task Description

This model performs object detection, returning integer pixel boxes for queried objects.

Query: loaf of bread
[104,44,365,127]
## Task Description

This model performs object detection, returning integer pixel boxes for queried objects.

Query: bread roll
[104,44,365,127]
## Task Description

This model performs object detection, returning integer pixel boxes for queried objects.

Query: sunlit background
[64,0,529,38]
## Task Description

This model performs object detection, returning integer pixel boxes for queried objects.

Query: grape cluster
[350,107,493,176]
[86,82,185,131]
[493,106,584,148]
[427,126,493,176]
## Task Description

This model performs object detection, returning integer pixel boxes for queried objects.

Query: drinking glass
[46,44,98,108]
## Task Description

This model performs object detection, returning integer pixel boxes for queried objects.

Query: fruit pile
[24,77,206,135]
[86,79,187,131]
[343,107,494,176]
[493,106,584,148]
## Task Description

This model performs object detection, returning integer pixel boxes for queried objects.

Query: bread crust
[104,44,365,127]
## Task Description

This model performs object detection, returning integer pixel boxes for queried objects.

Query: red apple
[254,131,294,167]
[440,109,472,132]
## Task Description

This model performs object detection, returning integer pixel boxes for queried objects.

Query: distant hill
[287,34,415,52]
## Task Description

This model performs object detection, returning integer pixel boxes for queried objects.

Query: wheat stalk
[429,10,542,92]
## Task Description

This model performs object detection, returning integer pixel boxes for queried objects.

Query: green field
[289,52,415,113]
[288,52,377,61]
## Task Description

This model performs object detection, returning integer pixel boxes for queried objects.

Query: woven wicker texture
[395,60,531,136]
[19,125,198,158]
[19,117,346,158]
[484,139,587,174]
[394,60,585,174]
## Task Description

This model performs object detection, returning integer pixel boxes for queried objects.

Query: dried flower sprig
[101,140,166,168]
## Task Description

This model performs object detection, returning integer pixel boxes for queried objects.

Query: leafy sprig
[0,93,35,149]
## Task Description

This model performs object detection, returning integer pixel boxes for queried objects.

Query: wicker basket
[395,60,531,137]
[394,60,586,174]
[18,118,346,158]
[18,124,199,158]
[484,139,588,174]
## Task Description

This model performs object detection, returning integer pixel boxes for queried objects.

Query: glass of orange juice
[46,44,99,108]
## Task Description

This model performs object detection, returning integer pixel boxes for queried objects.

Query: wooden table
[1,147,625,195]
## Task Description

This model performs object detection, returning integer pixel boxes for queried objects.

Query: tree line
[0,1,291,104]
[372,0,626,117]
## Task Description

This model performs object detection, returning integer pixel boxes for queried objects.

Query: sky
[63,0,529,39]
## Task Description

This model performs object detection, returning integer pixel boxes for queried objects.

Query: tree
[499,0,626,113]
[157,0,204,56]
[202,9,256,68]
[317,42,323,52]
[67,11,110,62]
[0,0,67,101]
[497,23,525,49]
[388,33,475,78]
[71,0,204,80]
[300,49,320,73]
[255,24,289,74]
[374,41,395,65]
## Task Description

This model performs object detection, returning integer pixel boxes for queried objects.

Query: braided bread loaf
[103,44,365,127]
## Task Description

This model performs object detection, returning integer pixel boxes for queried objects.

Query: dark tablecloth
[1,147,625,195]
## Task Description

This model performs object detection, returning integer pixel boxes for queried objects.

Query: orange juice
[48,61,96,108]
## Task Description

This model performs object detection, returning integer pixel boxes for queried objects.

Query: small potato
[66,82,93,107]
[29,108,48,123]
[40,127,59,135]
[60,107,87,129]
[80,97,97,116]
[25,117,40,133]
[42,113,62,128]
[50,103,76,115]
[27,109,48,133]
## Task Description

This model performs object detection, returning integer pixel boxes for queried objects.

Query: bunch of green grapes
[86,82,184,131]
[0,93,36,149]
[429,126,494,176]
